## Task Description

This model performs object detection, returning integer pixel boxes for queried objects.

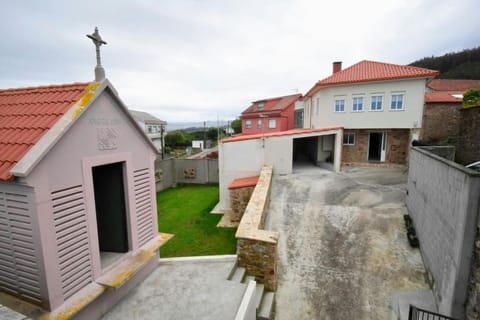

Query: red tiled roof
[241,93,302,115]
[0,82,91,181]
[425,91,463,103]
[228,176,259,190]
[427,79,480,92]
[305,60,439,97]
[221,126,343,143]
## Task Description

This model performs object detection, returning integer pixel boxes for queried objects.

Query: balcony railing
[408,305,458,320]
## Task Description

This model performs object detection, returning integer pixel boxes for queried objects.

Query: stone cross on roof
[87,27,107,81]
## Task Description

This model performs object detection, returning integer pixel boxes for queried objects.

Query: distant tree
[207,127,218,140]
[165,130,187,147]
[410,47,480,79]
[231,118,242,134]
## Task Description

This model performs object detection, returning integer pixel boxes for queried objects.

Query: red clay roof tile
[228,176,260,190]
[221,126,343,143]
[427,79,480,92]
[305,60,439,97]
[424,91,464,103]
[241,93,302,115]
[0,82,91,181]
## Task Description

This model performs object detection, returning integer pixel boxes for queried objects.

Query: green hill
[409,47,480,79]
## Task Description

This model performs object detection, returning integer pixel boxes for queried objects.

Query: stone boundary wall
[457,105,480,165]
[236,165,279,291]
[406,146,480,319]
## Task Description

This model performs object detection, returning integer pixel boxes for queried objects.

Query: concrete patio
[266,164,430,319]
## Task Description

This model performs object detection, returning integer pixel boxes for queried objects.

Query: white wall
[306,78,427,129]
[218,129,342,210]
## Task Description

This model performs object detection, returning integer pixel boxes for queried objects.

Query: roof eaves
[10,81,103,178]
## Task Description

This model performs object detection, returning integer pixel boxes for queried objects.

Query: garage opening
[92,162,129,269]
[293,134,335,170]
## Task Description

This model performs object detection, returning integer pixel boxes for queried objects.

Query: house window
[257,102,265,111]
[334,98,345,112]
[147,125,153,133]
[343,132,355,145]
[245,119,252,128]
[370,95,383,111]
[268,119,276,129]
[294,109,304,128]
[257,119,262,128]
[390,94,404,110]
[352,96,364,112]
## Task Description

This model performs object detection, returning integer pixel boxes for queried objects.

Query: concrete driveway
[266,165,429,319]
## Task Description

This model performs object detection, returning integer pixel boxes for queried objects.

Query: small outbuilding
[0,79,168,318]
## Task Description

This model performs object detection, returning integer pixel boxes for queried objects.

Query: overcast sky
[1,0,478,123]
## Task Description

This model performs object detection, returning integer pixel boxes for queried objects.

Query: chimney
[333,61,342,74]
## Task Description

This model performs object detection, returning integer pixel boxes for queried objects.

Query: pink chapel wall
[20,88,159,310]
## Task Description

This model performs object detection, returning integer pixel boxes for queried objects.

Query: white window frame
[343,132,355,145]
[370,94,384,111]
[257,118,262,128]
[390,93,405,111]
[352,96,364,112]
[245,119,252,129]
[256,101,264,111]
[334,97,346,113]
[268,118,276,129]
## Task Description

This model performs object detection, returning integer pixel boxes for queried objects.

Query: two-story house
[241,93,302,135]
[299,60,438,166]
[129,110,167,153]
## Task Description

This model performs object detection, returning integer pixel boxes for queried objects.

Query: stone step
[253,283,265,310]
[231,266,246,283]
[244,275,255,283]
[257,291,275,320]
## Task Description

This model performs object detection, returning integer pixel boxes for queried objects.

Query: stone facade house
[297,60,438,166]
[241,94,302,135]
[0,79,165,319]
[421,79,480,144]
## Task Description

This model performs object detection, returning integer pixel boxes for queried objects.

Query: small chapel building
[0,29,170,319]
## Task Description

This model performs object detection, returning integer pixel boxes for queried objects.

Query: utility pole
[203,121,206,151]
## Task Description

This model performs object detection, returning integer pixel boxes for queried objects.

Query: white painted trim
[81,152,137,279]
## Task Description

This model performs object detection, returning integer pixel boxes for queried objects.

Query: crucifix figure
[87,27,107,81]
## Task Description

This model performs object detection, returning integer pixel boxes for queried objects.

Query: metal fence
[409,305,458,320]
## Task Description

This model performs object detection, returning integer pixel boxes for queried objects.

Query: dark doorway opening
[293,136,318,164]
[92,162,129,268]
[368,132,382,161]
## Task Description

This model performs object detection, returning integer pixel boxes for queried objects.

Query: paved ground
[103,256,245,320]
[266,164,429,320]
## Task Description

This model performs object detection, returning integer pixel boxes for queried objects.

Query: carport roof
[221,126,343,143]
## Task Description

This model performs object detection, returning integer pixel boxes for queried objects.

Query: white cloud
[0,0,479,122]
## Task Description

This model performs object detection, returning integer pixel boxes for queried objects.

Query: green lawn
[157,184,237,257]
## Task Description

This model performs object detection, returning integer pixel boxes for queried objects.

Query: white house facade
[300,60,438,165]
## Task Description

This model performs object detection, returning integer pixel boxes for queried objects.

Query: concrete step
[257,291,275,320]
[244,275,255,283]
[231,266,246,283]
[253,283,265,310]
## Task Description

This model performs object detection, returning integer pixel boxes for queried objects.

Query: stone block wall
[466,215,480,320]
[421,102,461,143]
[230,186,255,222]
[237,238,278,291]
[342,129,410,165]
[406,146,480,319]
[236,165,279,291]
[457,106,480,165]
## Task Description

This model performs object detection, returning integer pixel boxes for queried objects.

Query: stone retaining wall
[230,186,255,222]
[236,165,279,291]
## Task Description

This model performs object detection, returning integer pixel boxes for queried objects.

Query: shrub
[463,88,480,108]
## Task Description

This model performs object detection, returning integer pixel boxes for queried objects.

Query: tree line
[410,46,480,79]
